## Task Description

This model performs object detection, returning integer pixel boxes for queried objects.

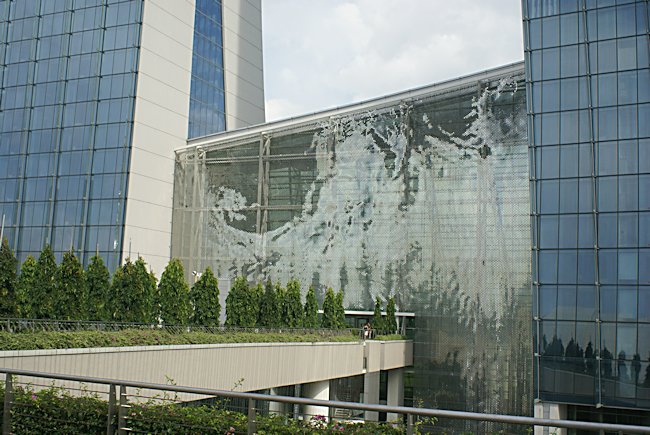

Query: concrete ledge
[0,340,413,392]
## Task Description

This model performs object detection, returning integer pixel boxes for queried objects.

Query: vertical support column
[386,368,404,422]
[3,374,13,435]
[406,413,414,435]
[106,384,116,435]
[247,398,256,435]
[363,371,380,421]
[302,380,330,421]
[117,385,128,435]
[534,402,567,435]
[268,388,283,416]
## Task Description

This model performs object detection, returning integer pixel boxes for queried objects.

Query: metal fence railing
[1,368,649,435]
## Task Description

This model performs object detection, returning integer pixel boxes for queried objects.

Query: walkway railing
[1,368,649,434]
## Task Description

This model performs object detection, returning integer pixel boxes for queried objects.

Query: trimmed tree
[303,285,319,328]
[158,258,190,325]
[258,279,278,327]
[385,297,398,333]
[53,250,87,320]
[226,276,250,326]
[85,255,111,321]
[134,257,157,323]
[15,256,38,318]
[33,245,57,318]
[108,259,137,322]
[109,257,157,323]
[251,282,263,325]
[190,267,220,326]
[275,281,287,327]
[284,279,303,328]
[0,238,18,316]
[321,287,337,329]
[335,290,346,329]
[372,297,384,332]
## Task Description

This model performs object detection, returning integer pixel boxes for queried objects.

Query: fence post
[2,374,13,435]
[106,384,116,435]
[406,413,414,435]
[247,398,256,435]
[118,385,128,435]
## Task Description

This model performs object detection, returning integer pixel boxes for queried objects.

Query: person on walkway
[363,322,372,339]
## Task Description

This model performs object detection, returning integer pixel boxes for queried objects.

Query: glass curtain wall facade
[523,0,650,410]
[173,67,532,430]
[188,0,225,139]
[0,0,143,271]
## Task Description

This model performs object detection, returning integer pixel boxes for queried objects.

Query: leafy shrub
[0,384,408,434]
[0,329,359,351]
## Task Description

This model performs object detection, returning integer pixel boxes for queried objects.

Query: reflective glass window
[578,214,594,248]
[598,213,617,248]
[577,249,595,284]
[560,144,578,177]
[617,37,637,71]
[557,285,577,318]
[559,214,578,249]
[558,253,578,284]
[560,80,579,113]
[598,141,617,176]
[542,16,559,47]
[542,48,560,79]
[618,213,638,248]
[599,249,618,284]
[641,250,650,285]
[618,174,637,211]
[597,40,617,73]
[616,4,636,38]
[559,179,578,213]
[576,286,596,321]
[542,80,560,112]
[618,250,637,283]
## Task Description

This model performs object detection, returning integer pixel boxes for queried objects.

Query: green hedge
[0,385,406,434]
[0,329,360,351]
[373,334,407,341]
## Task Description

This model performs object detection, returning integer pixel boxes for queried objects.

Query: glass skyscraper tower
[0,0,264,273]
[523,0,650,418]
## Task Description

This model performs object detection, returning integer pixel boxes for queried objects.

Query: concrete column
[386,368,404,422]
[302,380,330,421]
[268,388,283,416]
[534,402,567,435]
[363,371,380,421]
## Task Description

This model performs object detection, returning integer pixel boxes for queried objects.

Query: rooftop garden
[0,241,405,351]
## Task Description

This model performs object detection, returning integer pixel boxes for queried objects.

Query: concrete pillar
[268,388,283,416]
[386,368,404,422]
[302,380,330,421]
[534,402,567,435]
[363,371,380,421]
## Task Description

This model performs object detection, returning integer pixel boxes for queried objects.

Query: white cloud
[262,0,523,121]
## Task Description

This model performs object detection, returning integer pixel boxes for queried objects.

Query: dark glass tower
[188,0,226,139]
[523,0,650,410]
[0,0,143,271]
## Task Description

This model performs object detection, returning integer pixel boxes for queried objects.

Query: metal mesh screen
[172,70,531,428]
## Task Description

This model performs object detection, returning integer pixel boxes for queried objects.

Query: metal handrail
[1,368,649,434]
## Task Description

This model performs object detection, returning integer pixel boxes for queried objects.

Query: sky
[261,0,524,121]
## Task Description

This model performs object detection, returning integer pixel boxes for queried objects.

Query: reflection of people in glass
[617,351,628,381]
[632,353,641,385]
[601,347,613,378]
[584,342,595,376]
[565,338,580,372]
